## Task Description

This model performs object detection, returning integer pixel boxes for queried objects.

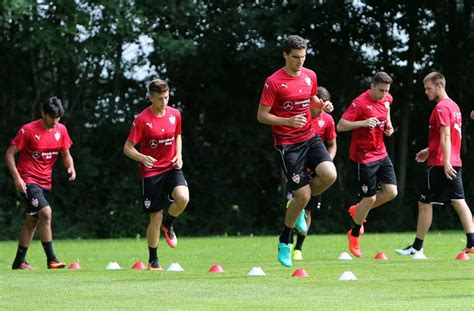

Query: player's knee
[386,187,398,201]
[38,208,52,223]
[175,195,189,209]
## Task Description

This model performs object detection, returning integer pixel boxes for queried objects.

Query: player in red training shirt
[292,86,337,261]
[257,35,337,267]
[123,79,189,270]
[396,72,474,256]
[337,72,398,257]
[6,97,76,270]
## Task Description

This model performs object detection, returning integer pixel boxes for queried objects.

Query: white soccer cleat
[395,246,423,256]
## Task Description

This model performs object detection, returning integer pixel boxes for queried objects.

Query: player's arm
[326,139,337,160]
[61,149,76,181]
[384,106,394,136]
[311,95,333,115]
[5,145,26,193]
[336,117,378,132]
[171,135,183,169]
[470,110,474,120]
[439,125,457,180]
[257,104,307,128]
[123,140,156,168]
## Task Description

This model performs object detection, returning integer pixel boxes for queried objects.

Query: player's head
[317,86,331,102]
[370,71,392,101]
[41,97,64,129]
[283,35,307,74]
[148,79,170,108]
[423,71,446,102]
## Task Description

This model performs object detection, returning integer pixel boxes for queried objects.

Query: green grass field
[1,232,473,310]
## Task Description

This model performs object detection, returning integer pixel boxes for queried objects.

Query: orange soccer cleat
[348,204,365,235]
[347,230,362,257]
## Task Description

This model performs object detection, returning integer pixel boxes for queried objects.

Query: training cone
[455,252,470,261]
[291,268,309,277]
[106,262,122,270]
[374,252,388,260]
[132,261,146,270]
[412,252,427,260]
[167,262,184,272]
[338,271,357,281]
[337,252,353,260]
[247,267,266,276]
[68,262,81,270]
[208,264,225,273]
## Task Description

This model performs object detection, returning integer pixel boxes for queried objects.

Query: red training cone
[374,252,388,260]
[132,261,147,270]
[291,268,309,277]
[68,262,81,270]
[208,264,225,273]
[455,252,470,261]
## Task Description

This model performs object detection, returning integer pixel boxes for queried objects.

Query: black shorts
[22,183,51,215]
[419,166,464,204]
[354,156,397,197]
[141,169,188,213]
[275,135,332,192]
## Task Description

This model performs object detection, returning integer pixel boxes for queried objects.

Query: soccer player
[257,35,337,267]
[6,97,76,270]
[396,72,474,255]
[337,72,397,257]
[123,79,189,270]
[293,86,337,261]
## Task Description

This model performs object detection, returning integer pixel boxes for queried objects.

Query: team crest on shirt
[144,198,151,209]
[291,173,300,184]
[361,184,368,194]
[318,119,325,128]
[169,115,176,125]
[54,131,61,141]
[384,101,390,109]
[304,76,311,86]
[31,198,39,208]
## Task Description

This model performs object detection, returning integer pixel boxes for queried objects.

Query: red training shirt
[427,98,462,167]
[127,106,182,178]
[12,119,73,189]
[312,112,336,143]
[259,67,317,145]
[341,89,393,163]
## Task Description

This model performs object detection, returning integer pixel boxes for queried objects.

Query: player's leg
[371,157,398,209]
[310,161,337,196]
[293,197,317,261]
[451,199,474,252]
[37,206,65,268]
[147,211,164,270]
[12,214,39,270]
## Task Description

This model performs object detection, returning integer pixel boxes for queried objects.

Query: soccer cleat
[278,242,292,267]
[12,261,33,270]
[395,246,424,256]
[348,205,365,235]
[293,249,303,261]
[47,258,66,269]
[463,247,474,254]
[347,230,362,257]
[162,225,177,248]
[148,260,163,271]
[295,210,308,234]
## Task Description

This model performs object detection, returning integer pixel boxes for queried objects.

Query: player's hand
[415,148,429,163]
[67,167,76,181]
[365,117,379,129]
[14,177,27,193]
[444,163,457,180]
[322,101,334,113]
[384,123,394,136]
[141,155,157,168]
[171,155,183,169]
[288,114,307,128]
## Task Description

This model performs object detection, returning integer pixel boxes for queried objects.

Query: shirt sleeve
[259,78,277,107]
[435,105,451,127]
[176,111,182,136]
[312,72,318,97]
[341,101,360,122]
[60,126,73,150]
[11,126,28,151]
[324,115,337,141]
[127,116,144,145]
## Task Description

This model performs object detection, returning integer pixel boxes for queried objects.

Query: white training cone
[412,252,427,260]
[338,252,353,260]
[339,271,357,281]
[247,267,266,276]
[167,262,184,272]
[106,262,122,270]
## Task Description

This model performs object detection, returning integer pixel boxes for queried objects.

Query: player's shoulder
[322,111,335,122]
[265,67,286,82]
[167,106,181,115]
[301,67,316,77]
[384,92,393,103]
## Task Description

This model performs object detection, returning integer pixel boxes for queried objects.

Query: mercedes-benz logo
[149,140,158,148]
[283,101,294,110]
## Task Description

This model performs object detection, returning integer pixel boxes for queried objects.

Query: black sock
[162,214,176,228]
[42,241,56,260]
[466,232,474,248]
[279,225,294,244]
[294,233,306,251]
[13,245,28,264]
[351,221,361,237]
[412,238,424,251]
[148,246,158,262]
[306,196,319,210]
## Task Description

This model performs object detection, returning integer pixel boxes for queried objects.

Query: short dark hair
[371,71,393,85]
[42,97,64,118]
[283,35,307,54]
[423,71,446,88]
[148,79,169,94]
[317,86,331,102]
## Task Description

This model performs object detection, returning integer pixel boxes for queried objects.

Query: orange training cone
[455,252,470,261]
[208,264,225,273]
[374,252,388,260]
[132,261,147,269]
[291,268,309,277]
[68,262,81,270]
